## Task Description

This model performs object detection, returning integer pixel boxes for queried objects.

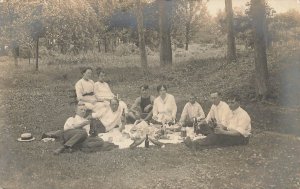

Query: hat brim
[17,137,35,142]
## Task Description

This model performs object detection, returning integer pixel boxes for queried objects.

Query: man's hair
[140,84,149,90]
[80,67,93,75]
[228,94,241,102]
[110,97,119,105]
[190,93,197,98]
[157,84,167,92]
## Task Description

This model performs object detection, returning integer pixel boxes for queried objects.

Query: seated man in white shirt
[52,104,91,154]
[184,94,251,149]
[197,92,233,135]
[90,97,128,133]
[179,93,205,127]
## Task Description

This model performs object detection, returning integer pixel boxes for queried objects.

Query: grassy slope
[0,47,300,189]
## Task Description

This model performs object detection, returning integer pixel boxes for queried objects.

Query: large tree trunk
[225,0,236,63]
[136,0,148,71]
[251,0,269,99]
[159,0,172,66]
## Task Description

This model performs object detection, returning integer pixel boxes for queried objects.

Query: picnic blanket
[98,121,206,149]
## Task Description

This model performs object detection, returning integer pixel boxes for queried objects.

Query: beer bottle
[181,126,187,138]
[193,118,197,133]
[145,134,149,148]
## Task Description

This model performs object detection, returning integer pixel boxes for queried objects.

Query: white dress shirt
[227,107,251,137]
[92,101,128,132]
[206,101,232,127]
[153,93,177,123]
[179,102,205,123]
[63,115,90,134]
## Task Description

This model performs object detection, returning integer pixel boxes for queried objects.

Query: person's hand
[214,126,225,134]
[216,124,226,130]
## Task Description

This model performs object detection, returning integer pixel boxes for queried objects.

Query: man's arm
[214,127,241,136]
[197,104,206,120]
[179,104,188,125]
[205,106,214,123]
[170,95,177,121]
[64,117,90,130]
[130,97,141,114]
[143,110,153,121]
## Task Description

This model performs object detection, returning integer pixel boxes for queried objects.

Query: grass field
[0,46,300,189]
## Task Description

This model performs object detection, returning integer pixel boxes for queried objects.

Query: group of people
[44,67,251,154]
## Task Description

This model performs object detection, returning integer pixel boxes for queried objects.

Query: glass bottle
[181,126,187,138]
[145,134,149,148]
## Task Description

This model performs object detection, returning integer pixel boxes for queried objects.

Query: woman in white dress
[75,67,97,104]
[152,84,177,124]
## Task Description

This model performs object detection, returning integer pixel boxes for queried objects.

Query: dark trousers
[192,133,249,150]
[63,129,88,148]
[89,119,106,137]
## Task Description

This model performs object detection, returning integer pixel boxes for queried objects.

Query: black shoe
[53,146,65,155]
[41,133,49,140]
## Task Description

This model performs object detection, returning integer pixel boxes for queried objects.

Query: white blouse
[75,78,95,101]
[153,93,177,123]
[94,81,115,100]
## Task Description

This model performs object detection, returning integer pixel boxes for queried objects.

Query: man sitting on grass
[184,94,251,149]
[44,103,116,155]
[127,85,155,123]
[196,92,233,135]
[178,93,205,127]
[90,97,128,133]
[52,104,92,155]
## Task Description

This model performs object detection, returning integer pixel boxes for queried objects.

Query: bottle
[181,126,187,138]
[161,123,166,135]
[145,134,149,148]
[193,118,197,134]
[121,109,126,125]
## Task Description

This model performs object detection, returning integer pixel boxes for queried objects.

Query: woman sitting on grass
[75,67,97,104]
[152,84,177,124]
[94,68,115,103]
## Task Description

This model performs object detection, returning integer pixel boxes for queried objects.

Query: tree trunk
[185,3,192,51]
[159,0,172,66]
[12,44,19,67]
[185,20,190,51]
[97,40,101,52]
[251,0,269,99]
[28,49,31,64]
[104,37,108,53]
[225,0,236,63]
[136,0,148,71]
[35,38,39,71]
